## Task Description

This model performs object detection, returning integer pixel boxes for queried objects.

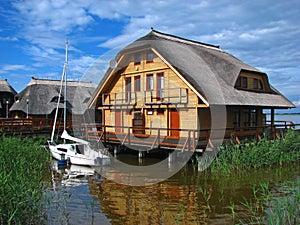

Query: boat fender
[66,157,71,165]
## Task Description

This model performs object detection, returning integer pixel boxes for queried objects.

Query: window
[235,77,241,88]
[241,77,248,88]
[146,51,154,63]
[134,76,141,92]
[125,77,131,102]
[156,72,164,101]
[243,109,257,127]
[253,78,264,90]
[233,110,240,128]
[146,74,154,91]
[243,109,250,127]
[250,109,257,127]
[134,54,141,65]
[157,108,164,115]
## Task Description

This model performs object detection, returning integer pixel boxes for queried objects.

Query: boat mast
[50,40,68,143]
[64,40,68,134]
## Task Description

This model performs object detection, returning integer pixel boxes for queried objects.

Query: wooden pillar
[271,108,275,139]
[270,108,275,126]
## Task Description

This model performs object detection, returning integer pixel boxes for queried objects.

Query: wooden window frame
[134,54,141,65]
[156,72,164,101]
[235,77,241,88]
[146,51,154,63]
[146,74,154,91]
[241,77,248,88]
[134,75,141,92]
[125,77,131,102]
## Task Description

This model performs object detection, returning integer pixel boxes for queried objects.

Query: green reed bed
[208,130,300,173]
[0,136,51,225]
[237,180,300,225]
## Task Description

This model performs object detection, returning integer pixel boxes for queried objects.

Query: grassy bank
[0,136,51,225]
[208,130,300,173]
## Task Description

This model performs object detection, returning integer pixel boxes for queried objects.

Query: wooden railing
[84,121,297,151]
[0,118,72,136]
[0,118,297,151]
[101,88,188,106]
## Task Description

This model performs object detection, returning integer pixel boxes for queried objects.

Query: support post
[114,145,118,157]
[271,108,275,139]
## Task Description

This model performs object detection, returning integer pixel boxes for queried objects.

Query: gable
[92,47,208,108]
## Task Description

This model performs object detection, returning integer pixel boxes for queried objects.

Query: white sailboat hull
[48,142,110,166]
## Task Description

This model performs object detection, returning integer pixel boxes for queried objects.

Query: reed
[239,180,300,224]
[0,136,51,225]
[208,130,300,173]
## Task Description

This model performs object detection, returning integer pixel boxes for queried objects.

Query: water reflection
[47,158,300,224]
[88,162,300,225]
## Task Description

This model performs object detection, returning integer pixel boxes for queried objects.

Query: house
[0,79,17,118]
[10,77,96,130]
[88,29,295,150]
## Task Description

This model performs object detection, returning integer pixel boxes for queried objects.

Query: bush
[209,130,300,173]
[0,136,51,225]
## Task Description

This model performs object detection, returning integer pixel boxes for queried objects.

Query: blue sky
[0,0,299,112]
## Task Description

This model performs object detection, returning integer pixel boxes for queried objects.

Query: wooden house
[0,79,17,118]
[10,77,95,130]
[89,29,294,149]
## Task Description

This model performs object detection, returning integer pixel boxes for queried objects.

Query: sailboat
[48,41,110,166]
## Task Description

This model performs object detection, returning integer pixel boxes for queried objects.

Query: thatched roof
[10,77,95,115]
[0,79,17,95]
[90,29,294,109]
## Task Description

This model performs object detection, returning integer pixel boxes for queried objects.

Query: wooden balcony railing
[101,88,188,106]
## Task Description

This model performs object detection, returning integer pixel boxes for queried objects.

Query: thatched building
[0,79,17,118]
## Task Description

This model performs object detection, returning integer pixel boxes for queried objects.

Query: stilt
[138,151,144,159]
[168,151,177,169]
[114,145,118,157]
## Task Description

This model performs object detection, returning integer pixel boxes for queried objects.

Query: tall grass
[0,136,51,225]
[239,180,300,224]
[208,130,300,173]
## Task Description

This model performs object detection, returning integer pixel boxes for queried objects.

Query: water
[46,158,300,225]
[267,113,300,129]
[46,114,300,224]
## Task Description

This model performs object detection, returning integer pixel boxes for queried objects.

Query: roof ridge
[150,29,221,51]
[28,77,94,87]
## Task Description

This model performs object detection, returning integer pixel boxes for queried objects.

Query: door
[170,109,180,137]
[115,110,121,133]
[132,111,145,135]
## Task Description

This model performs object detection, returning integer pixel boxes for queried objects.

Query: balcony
[102,88,188,106]
[102,92,137,106]
[144,88,188,105]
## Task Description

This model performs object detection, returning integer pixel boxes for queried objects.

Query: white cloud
[0,64,32,72]
[0,36,18,41]
[293,100,300,107]
[3,0,299,100]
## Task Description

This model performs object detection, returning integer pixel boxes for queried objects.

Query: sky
[0,0,299,113]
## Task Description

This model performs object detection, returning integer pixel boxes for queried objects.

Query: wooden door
[115,110,121,133]
[170,109,180,137]
[132,112,145,134]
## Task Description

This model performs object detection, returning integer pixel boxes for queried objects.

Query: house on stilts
[9,77,96,135]
[0,79,17,118]
[88,29,295,152]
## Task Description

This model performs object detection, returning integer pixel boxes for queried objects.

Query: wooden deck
[0,118,297,152]
[0,118,68,137]
[85,121,297,152]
